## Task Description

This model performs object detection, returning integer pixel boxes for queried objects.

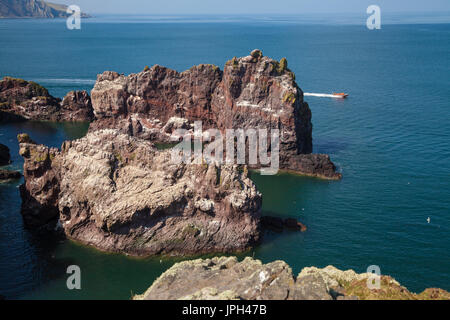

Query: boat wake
[304,93,348,99]
[30,78,96,85]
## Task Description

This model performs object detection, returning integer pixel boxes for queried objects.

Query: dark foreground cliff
[18,130,262,256]
[135,256,450,300]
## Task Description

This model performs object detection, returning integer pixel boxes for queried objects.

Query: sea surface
[0,14,449,299]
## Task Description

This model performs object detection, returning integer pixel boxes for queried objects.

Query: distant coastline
[0,0,90,19]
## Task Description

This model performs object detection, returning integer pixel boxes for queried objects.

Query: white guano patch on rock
[195,199,215,213]
[259,271,268,283]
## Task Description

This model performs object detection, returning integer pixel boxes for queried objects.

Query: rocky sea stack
[89,50,341,180]
[18,130,261,255]
[135,256,450,300]
[5,51,341,179]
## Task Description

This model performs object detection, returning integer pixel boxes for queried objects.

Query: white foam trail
[30,78,96,85]
[304,93,346,99]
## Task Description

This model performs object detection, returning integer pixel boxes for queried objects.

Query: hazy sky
[57,0,450,15]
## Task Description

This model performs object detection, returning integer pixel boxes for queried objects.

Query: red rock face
[0,77,93,122]
[60,90,94,122]
[0,76,60,121]
[89,51,340,179]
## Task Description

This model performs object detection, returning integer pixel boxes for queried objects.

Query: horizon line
[82,10,450,15]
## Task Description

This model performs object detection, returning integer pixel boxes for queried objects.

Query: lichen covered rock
[135,257,450,300]
[134,257,305,300]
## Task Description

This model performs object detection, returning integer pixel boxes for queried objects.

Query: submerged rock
[18,130,262,256]
[0,77,93,122]
[135,257,450,300]
[89,51,341,180]
[261,216,307,232]
[284,153,341,180]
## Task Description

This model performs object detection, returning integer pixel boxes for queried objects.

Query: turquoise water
[0,16,449,299]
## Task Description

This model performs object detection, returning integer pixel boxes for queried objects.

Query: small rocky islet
[0,76,93,122]
[1,50,448,299]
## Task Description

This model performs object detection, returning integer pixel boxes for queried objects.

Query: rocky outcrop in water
[261,216,307,232]
[89,50,341,180]
[0,0,89,18]
[0,169,21,182]
[0,143,10,166]
[18,130,262,255]
[135,256,450,300]
[59,90,94,122]
[0,77,93,122]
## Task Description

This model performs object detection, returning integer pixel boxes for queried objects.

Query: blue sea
[0,14,449,299]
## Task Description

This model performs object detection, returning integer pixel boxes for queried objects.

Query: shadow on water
[59,122,90,141]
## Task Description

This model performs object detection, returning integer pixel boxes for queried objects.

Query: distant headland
[0,0,90,18]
